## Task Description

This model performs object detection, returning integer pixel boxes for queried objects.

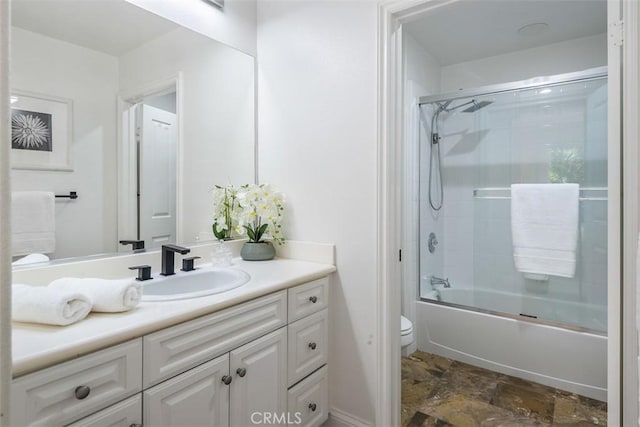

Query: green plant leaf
[244,225,256,242]
[212,223,226,240]
[255,223,269,242]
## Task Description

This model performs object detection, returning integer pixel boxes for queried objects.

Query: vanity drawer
[143,290,287,388]
[66,394,142,427]
[287,309,328,387]
[287,365,328,427]
[288,277,328,322]
[12,339,142,427]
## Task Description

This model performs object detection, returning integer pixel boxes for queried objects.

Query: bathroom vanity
[11,250,335,427]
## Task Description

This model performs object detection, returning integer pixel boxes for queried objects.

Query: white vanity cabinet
[143,327,287,427]
[12,276,330,427]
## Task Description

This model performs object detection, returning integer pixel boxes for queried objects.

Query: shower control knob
[428,232,438,254]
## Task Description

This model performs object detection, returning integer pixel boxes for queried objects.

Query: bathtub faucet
[430,275,450,288]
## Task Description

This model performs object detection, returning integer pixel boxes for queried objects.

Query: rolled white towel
[49,278,142,313]
[12,253,50,266]
[12,284,92,326]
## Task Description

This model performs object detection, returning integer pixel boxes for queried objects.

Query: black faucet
[120,239,145,251]
[161,244,191,276]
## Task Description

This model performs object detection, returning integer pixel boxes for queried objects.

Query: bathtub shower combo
[414,67,608,401]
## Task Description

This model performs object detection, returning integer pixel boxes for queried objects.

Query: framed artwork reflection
[10,90,73,171]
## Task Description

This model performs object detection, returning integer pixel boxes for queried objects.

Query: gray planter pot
[241,241,276,261]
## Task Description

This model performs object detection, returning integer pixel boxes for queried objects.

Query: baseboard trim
[327,407,373,427]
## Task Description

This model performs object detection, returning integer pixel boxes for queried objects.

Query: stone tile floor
[402,351,607,427]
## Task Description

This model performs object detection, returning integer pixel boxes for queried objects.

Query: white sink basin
[141,267,250,301]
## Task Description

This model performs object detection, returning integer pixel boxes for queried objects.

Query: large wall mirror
[10,0,255,262]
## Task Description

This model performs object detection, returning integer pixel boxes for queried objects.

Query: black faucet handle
[120,240,145,250]
[129,265,152,281]
[162,244,191,255]
[181,256,201,272]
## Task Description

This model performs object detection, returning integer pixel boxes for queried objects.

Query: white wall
[441,33,607,92]
[125,0,257,56]
[257,1,377,423]
[119,27,255,245]
[10,27,119,259]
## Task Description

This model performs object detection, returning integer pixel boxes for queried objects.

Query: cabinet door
[143,353,230,427]
[230,328,287,426]
[67,394,142,427]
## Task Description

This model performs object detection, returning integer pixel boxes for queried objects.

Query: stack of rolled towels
[12,278,142,326]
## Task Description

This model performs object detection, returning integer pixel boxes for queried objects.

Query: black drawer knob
[309,296,318,303]
[236,367,247,377]
[222,375,232,385]
[308,342,317,350]
[309,403,317,412]
[74,385,91,400]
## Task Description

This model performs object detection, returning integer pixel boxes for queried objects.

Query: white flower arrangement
[236,184,285,245]
[211,184,241,240]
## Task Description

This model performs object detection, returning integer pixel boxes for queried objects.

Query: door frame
[375,0,636,425]
[116,73,183,248]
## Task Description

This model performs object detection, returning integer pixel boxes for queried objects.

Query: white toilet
[401,315,415,349]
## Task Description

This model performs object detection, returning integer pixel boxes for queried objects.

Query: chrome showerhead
[462,100,493,113]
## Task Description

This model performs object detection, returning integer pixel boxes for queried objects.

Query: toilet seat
[401,315,413,335]
[401,315,415,349]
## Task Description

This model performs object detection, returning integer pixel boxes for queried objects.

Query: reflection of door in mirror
[139,102,177,249]
[120,88,179,251]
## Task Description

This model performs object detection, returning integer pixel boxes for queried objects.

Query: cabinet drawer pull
[309,296,318,303]
[309,403,317,412]
[308,342,317,350]
[236,367,247,377]
[222,375,233,385]
[74,385,91,400]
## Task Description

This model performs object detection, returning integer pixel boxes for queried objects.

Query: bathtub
[416,288,607,401]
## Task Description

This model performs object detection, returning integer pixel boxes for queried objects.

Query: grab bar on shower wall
[472,187,607,201]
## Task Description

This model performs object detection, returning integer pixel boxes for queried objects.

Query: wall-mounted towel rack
[473,187,607,201]
[55,191,78,200]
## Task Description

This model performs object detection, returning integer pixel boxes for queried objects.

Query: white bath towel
[49,277,142,313]
[11,191,55,256]
[12,253,50,266]
[511,183,579,278]
[12,284,91,326]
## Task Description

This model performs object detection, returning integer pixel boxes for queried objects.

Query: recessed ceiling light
[518,22,549,36]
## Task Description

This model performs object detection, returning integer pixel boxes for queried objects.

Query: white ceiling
[403,0,607,66]
[12,0,179,56]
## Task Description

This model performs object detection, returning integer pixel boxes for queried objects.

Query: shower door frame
[417,66,608,106]
[375,0,636,426]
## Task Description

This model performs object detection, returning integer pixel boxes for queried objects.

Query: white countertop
[12,257,336,377]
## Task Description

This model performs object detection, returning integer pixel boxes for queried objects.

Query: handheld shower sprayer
[424,98,492,211]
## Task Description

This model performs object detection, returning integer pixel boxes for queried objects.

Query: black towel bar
[55,191,78,199]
